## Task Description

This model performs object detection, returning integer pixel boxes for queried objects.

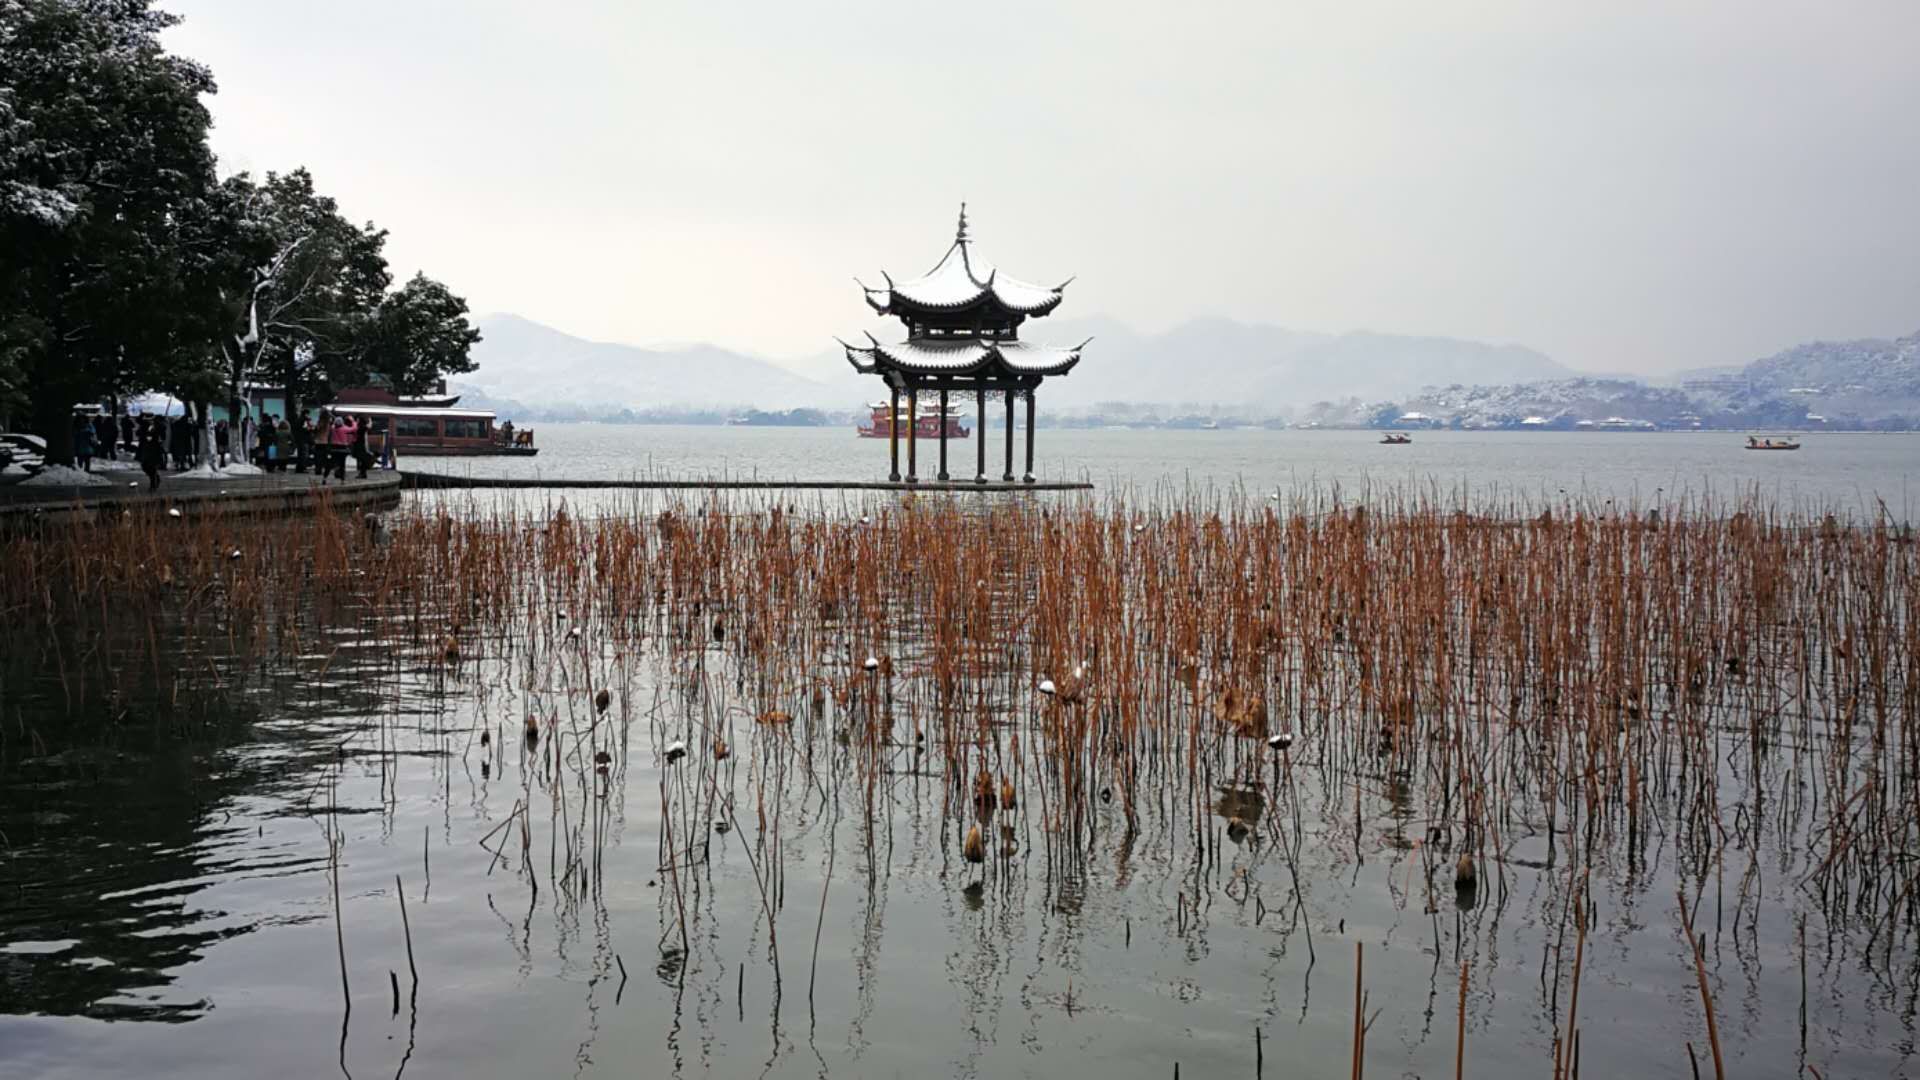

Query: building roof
[327,404,497,420]
[861,205,1070,318]
[843,336,1086,378]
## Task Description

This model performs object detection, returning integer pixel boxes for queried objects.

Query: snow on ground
[178,461,264,479]
[20,465,112,487]
[1,462,31,478]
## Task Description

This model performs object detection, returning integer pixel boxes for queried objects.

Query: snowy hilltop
[1305,331,1920,431]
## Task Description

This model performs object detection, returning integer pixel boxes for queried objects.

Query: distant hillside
[455,314,1920,430]
[1027,316,1568,410]
[1708,331,1920,426]
[1306,378,1699,429]
[456,315,866,417]
[460,312,1569,419]
[1304,329,1920,431]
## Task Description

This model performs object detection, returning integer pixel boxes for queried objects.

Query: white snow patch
[21,465,111,487]
[179,461,262,479]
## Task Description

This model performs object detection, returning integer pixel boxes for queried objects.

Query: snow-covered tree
[0,0,223,462]
[212,168,389,430]
[350,273,483,396]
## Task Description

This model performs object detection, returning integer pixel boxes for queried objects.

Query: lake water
[2,433,1916,1080]
[411,423,1920,514]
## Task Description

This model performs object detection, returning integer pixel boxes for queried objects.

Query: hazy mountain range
[455,313,1570,418]
[454,314,1920,429]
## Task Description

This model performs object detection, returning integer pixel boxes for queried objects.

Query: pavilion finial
[956,201,969,243]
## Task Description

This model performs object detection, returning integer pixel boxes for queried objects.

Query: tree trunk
[285,351,300,427]
[31,391,76,467]
[197,400,216,470]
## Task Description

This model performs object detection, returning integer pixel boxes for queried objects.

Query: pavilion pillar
[1002,388,1016,482]
[937,388,950,481]
[888,386,901,482]
[975,384,987,483]
[1023,387,1036,483]
[906,386,919,483]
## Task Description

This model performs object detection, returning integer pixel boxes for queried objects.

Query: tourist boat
[1744,437,1801,451]
[1380,432,1412,445]
[856,400,969,439]
[328,404,537,456]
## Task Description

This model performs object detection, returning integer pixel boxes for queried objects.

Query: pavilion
[842,206,1086,484]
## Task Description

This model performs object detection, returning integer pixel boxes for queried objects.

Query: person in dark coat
[350,414,370,479]
[168,413,188,468]
[93,414,116,461]
[138,427,165,491]
[72,415,97,472]
[258,413,280,471]
[294,410,314,474]
[214,419,231,467]
[119,413,135,457]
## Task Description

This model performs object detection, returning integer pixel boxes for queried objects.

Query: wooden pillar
[937,388,950,481]
[888,386,901,482]
[906,385,919,483]
[1002,388,1016,482]
[1023,387,1036,483]
[975,384,987,483]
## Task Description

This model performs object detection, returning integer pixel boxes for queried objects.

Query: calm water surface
[3,433,1917,1079]
[411,423,1920,511]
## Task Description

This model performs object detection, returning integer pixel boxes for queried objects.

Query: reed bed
[2,487,1916,1069]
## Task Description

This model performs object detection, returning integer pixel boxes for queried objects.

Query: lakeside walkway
[0,462,402,524]
[400,471,1093,493]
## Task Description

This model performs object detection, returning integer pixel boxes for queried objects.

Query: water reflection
[0,714,333,1022]
[0,560,1914,1079]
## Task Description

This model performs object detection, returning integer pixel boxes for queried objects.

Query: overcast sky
[165,1,1919,376]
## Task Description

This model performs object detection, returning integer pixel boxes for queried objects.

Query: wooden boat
[328,405,538,456]
[1380,432,1412,445]
[1744,437,1801,451]
[857,400,969,439]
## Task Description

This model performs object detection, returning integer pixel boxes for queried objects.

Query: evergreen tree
[349,273,483,396]
[211,168,389,424]
[0,0,222,462]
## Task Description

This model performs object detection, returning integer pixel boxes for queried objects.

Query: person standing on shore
[138,426,164,491]
[328,414,351,482]
[119,412,135,458]
[167,413,188,470]
[259,413,279,470]
[93,413,116,462]
[214,419,231,468]
[294,410,313,474]
[72,415,97,473]
[349,414,370,479]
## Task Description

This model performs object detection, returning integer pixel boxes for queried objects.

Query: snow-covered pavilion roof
[861,205,1070,318]
[842,336,1087,378]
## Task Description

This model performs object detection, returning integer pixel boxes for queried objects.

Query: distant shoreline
[476,416,1919,434]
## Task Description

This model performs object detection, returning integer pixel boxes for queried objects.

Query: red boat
[857,400,970,439]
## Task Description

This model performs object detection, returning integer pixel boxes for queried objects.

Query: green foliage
[352,274,483,396]
[0,0,482,454]
[0,0,222,456]
[211,168,390,411]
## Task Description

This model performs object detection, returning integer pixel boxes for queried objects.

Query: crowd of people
[66,406,395,492]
